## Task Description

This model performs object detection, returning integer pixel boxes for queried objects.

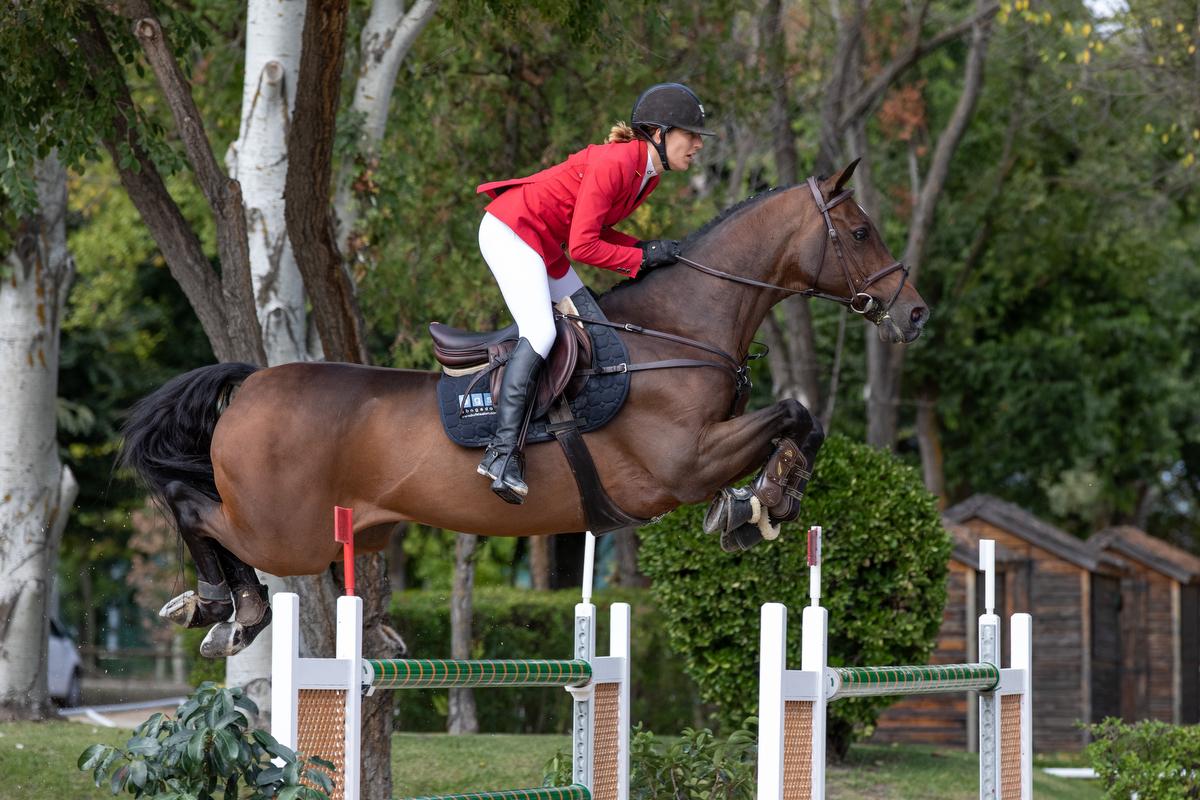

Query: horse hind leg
[160,480,271,659]
[159,482,235,629]
[198,548,271,659]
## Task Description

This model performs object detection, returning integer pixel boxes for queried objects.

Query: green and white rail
[272,517,629,800]
[756,532,1033,800]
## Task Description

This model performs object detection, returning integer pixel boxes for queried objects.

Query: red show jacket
[477,139,660,279]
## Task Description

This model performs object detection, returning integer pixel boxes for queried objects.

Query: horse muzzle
[876,303,928,344]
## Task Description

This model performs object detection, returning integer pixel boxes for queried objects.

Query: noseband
[676,178,910,326]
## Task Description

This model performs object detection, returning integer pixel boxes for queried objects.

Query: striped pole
[335,506,355,596]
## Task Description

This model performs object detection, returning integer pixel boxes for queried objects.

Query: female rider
[475,83,713,504]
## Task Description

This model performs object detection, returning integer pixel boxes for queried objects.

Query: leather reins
[674,177,909,326]
[565,177,911,407]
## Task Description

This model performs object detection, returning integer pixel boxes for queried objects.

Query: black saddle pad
[436,288,630,448]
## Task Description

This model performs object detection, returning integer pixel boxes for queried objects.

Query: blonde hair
[606,121,636,144]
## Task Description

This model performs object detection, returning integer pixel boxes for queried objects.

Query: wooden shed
[871,494,1124,753]
[1086,525,1200,725]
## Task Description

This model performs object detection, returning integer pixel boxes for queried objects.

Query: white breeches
[478,212,584,359]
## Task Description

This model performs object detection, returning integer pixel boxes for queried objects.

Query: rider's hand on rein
[638,239,681,274]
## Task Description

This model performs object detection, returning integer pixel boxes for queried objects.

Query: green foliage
[398,527,521,590]
[638,434,949,756]
[354,2,732,369]
[544,725,757,800]
[1084,718,1200,799]
[78,682,333,799]
[390,587,700,734]
[893,0,1200,537]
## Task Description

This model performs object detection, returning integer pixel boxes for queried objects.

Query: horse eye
[852,227,869,241]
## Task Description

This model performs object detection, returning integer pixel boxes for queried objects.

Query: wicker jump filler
[756,531,1034,800]
[271,509,631,800]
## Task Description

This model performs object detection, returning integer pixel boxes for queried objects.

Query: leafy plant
[78,682,333,799]
[638,433,949,758]
[1085,717,1200,799]
[544,724,757,800]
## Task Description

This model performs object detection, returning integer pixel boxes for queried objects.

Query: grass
[0,720,130,799]
[829,743,1103,800]
[391,732,566,797]
[0,721,1103,800]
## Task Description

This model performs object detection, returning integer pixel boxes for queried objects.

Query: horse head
[787,159,929,344]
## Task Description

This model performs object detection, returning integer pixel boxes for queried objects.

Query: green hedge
[389,586,700,734]
[1086,718,1200,799]
[638,433,950,756]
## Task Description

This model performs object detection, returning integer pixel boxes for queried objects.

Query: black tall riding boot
[477,338,544,504]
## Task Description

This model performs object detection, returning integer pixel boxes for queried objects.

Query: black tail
[119,363,260,506]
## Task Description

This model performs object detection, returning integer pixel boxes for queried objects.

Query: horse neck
[602,190,811,360]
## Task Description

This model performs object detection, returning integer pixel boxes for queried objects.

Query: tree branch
[75,8,260,364]
[902,0,995,284]
[839,1,999,129]
[286,0,370,364]
[132,14,264,365]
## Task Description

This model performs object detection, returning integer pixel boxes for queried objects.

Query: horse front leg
[690,399,824,552]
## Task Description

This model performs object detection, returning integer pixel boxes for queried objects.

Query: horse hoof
[160,591,199,627]
[721,521,765,553]
[200,622,249,659]
[704,487,755,535]
[161,591,234,629]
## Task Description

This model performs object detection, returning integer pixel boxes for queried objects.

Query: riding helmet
[631,83,715,137]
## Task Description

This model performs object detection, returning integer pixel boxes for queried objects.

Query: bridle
[675,177,909,326]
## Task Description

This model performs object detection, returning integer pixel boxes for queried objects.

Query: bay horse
[120,160,928,657]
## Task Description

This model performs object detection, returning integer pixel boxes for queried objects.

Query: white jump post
[756,529,1033,800]
[272,514,630,800]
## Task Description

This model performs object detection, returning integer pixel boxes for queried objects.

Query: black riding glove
[638,239,681,275]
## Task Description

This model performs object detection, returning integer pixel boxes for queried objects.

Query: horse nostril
[911,306,927,326]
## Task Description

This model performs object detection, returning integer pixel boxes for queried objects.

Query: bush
[389,586,701,734]
[638,433,949,757]
[1085,718,1200,799]
[78,682,333,799]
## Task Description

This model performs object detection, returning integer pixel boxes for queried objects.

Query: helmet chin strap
[648,125,672,171]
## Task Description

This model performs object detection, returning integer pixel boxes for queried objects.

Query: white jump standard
[271,515,630,800]
[756,531,1033,800]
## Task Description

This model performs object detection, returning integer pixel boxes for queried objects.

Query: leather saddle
[429,300,593,420]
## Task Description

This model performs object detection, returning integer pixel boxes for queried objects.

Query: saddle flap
[488,315,587,420]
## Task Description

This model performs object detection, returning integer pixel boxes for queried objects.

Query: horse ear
[830,158,861,195]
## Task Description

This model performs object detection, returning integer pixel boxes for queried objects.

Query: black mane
[681,186,788,249]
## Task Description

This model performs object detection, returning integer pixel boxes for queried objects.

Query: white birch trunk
[334,0,439,255]
[0,153,79,720]
[226,0,309,367]
[223,0,310,707]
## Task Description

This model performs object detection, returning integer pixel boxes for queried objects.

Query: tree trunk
[222,0,311,714]
[228,0,308,366]
[916,390,947,508]
[529,536,553,590]
[334,0,439,256]
[359,553,399,799]
[0,153,80,720]
[285,0,370,364]
[448,533,479,734]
